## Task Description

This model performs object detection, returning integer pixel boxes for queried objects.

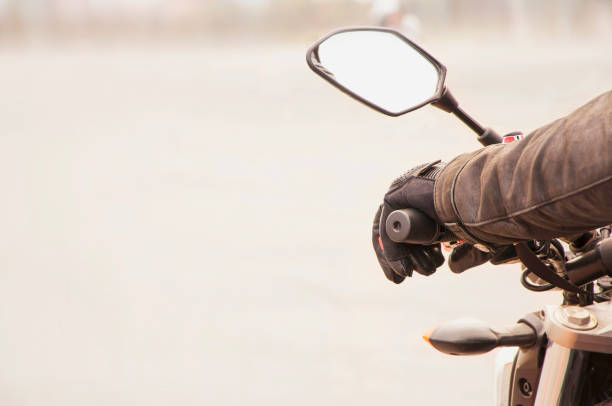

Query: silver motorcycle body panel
[534,343,575,406]
[495,302,612,406]
[544,303,612,354]
[495,347,518,406]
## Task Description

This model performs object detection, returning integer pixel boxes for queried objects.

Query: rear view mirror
[307,28,446,116]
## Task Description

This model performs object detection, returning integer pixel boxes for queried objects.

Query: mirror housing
[306,27,503,146]
[306,27,447,117]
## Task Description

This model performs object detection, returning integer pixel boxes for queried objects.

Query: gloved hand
[447,241,520,273]
[372,161,446,283]
[447,243,491,273]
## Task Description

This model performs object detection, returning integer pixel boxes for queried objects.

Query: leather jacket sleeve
[434,90,612,247]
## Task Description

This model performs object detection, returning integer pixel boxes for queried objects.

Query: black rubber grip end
[385,208,439,244]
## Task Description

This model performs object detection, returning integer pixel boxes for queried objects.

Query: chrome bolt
[556,306,598,330]
[563,307,591,326]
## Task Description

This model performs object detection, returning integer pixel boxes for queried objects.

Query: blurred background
[1,0,612,40]
[1,1,611,405]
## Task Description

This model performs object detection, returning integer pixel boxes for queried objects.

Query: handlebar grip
[598,238,612,271]
[385,208,441,244]
[566,238,612,286]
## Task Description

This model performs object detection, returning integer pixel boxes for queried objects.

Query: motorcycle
[306,27,612,406]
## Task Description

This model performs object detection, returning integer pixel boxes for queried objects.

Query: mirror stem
[432,88,502,146]
[453,106,485,135]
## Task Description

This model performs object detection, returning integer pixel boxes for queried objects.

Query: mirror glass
[316,30,441,115]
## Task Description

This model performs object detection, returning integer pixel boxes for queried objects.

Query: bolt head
[563,307,591,326]
[556,306,598,330]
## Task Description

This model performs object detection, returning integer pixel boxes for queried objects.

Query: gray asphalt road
[0,37,610,405]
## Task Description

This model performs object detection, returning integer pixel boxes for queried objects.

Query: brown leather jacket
[434,90,612,248]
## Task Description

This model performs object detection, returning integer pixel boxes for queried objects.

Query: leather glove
[448,243,520,273]
[447,244,491,273]
[372,161,446,283]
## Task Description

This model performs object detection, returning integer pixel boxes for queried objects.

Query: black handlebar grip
[567,238,612,286]
[385,208,440,244]
[598,238,612,273]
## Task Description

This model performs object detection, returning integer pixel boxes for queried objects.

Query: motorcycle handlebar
[387,209,612,288]
[386,209,612,288]
[567,238,612,286]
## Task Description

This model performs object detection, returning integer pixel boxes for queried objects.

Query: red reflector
[503,135,523,144]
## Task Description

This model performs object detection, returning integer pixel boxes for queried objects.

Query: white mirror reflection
[317,31,441,114]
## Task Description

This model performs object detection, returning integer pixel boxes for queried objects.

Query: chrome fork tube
[534,343,589,406]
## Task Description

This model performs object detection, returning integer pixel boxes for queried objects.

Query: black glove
[372,161,446,283]
[447,244,491,273]
[448,243,520,273]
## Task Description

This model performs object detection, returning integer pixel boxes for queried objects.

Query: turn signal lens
[422,326,436,346]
